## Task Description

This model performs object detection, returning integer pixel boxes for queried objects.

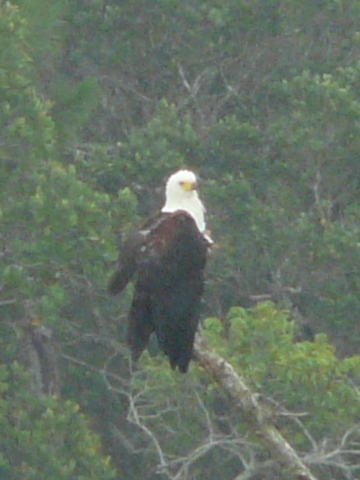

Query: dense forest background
[2,1,360,478]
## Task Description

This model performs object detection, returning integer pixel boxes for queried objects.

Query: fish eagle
[109,170,213,373]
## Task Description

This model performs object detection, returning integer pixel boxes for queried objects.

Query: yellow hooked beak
[180,180,198,191]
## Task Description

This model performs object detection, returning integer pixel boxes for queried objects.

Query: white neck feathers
[161,190,206,233]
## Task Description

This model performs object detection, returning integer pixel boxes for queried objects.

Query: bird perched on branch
[109,169,213,373]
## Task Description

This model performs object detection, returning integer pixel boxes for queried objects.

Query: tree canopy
[2,1,360,478]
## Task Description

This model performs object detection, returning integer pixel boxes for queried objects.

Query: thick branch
[193,334,318,480]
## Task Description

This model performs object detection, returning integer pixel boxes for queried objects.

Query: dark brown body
[109,211,210,373]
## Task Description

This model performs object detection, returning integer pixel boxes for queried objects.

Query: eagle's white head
[162,169,210,238]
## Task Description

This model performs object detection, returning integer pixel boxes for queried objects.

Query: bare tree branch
[193,334,319,480]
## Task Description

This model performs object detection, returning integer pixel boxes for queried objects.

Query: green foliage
[205,303,360,443]
[0,363,115,480]
[115,100,202,182]
[0,3,54,175]
[52,77,101,145]
[4,0,360,478]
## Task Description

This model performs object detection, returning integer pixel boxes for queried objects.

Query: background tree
[2,1,360,478]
